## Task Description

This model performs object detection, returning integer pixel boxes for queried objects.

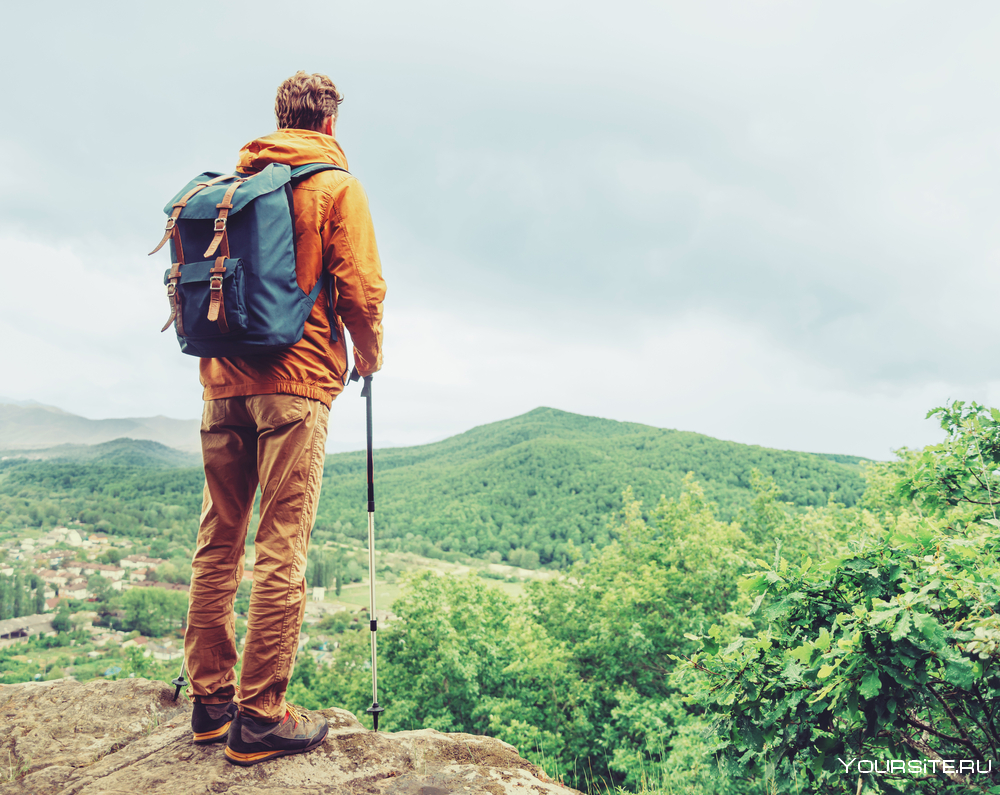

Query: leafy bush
[682,402,1000,793]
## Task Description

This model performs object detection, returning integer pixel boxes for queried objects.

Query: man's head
[275,71,343,135]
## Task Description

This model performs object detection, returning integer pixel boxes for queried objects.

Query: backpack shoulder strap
[290,163,350,182]
[288,162,354,381]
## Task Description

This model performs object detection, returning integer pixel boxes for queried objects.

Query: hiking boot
[224,704,329,766]
[191,700,238,744]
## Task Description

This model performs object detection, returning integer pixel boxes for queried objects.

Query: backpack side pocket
[165,258,249,339]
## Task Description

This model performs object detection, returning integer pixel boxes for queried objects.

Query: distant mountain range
[0,400,200,453]
[0,438,200,467]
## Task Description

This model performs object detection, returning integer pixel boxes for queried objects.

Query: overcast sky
[1,1,997,459]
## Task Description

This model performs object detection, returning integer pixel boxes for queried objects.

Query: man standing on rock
[183,71,386,765]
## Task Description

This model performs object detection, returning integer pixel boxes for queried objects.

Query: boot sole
[193,720,233,744]
[224,724,329,766]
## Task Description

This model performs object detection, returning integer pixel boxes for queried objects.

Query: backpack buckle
[164,217,176,232]
[213,217,227,232]
[166,282,176,297]
[209,277,223,291]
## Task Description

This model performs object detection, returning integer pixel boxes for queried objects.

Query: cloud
[343,303,951,460]
[2,0,998,457]
[0,237,202,420]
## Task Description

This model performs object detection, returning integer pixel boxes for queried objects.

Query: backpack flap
[163,258,248,340]
[162,164,292,218]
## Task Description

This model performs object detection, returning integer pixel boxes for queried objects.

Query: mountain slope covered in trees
[0,407,866,568]
[316,407,867,566]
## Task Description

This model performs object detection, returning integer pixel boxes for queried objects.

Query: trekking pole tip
[367,702,385,732]
[171,662,187,701]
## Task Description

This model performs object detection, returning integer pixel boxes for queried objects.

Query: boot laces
[285,703,308,727]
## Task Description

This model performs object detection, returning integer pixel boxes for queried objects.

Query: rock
[0,678,582,795]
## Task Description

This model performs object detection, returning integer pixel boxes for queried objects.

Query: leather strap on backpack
[204,179,247,258]
[161,230,189,335]
[164,270,187,336]
[154,174,236,336]
[207,257,229,334]
[149,173,234,256]
[161,262,182,333]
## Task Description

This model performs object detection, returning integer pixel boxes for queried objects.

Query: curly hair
[275,71,344,132]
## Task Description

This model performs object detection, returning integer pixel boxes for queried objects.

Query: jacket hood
[236,129,349,173]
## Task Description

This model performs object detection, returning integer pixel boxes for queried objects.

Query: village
[0,523,374,684]
[1,523,187,611]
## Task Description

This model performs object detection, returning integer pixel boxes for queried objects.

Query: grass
[317,545,537,610]
[3,750,30,783]
[335,580,404,609]
[330,573,527,610]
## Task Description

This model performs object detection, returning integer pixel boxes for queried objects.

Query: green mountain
[316,407,868,567]
[0,409,868,567]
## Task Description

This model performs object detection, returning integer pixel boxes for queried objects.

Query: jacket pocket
[165,259,248,339]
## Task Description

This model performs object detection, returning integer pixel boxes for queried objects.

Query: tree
[376,572,586,780]
[87,575,113,604]
[307,549,331,589]
[896,400,1000,530]
[315,610,351,634]
[12,574,24,618]
[333,549,344,595]
[125,646,150,677]
[681,404,1000,794]
[686,517,1000,793]
[51,602,73,633]
[528,478,756,789]
[121,588,188,637]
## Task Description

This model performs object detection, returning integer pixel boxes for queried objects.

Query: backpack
[149,162,346,358]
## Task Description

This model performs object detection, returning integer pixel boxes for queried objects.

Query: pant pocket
[201,398,230,432]
[247,394,307,432]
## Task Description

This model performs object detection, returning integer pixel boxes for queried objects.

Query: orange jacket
[199,129,386,407]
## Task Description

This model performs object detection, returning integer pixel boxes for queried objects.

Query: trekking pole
[361,375,385,731]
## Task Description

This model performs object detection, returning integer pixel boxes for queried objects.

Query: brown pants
[184,394,329,721]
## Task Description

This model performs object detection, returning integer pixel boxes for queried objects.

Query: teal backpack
[150,163,345,358]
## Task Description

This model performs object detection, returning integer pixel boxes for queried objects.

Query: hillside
[316,407,868,567]
[0,408,868,567]
[0,437,200,467]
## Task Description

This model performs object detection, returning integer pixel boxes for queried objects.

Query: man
[183,71,386,766]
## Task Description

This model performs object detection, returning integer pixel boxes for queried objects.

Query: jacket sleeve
[322,177,386,377]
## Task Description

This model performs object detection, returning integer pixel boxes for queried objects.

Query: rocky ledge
[0,678,581,795]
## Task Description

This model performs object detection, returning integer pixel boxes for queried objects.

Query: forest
[283,402,1000,794]
[5,403,995,793]
[0,408,865,569]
